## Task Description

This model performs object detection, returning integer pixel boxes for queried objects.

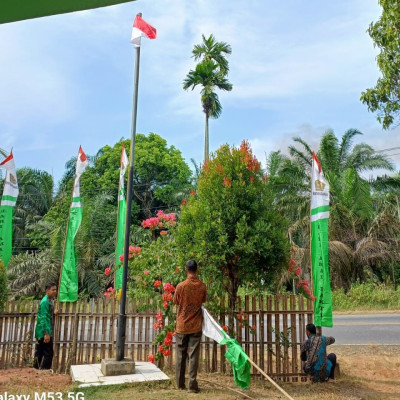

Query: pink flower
[160,230,168,236]
[163,282,175,293]
[156,311,163,320]
[107,287,114,293]
[148,354,155,363]
[295,267,302,276]
[104,292,110,298]
[104,267,111,276]
[119,254,124,262]
[144,270,150,276]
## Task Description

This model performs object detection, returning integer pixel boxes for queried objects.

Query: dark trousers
[327,353,337,379]
[175,331,202,391]
[33,337,53,370]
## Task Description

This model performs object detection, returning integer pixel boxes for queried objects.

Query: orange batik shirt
[174,277,207,334]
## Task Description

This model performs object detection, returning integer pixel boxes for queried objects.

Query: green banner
[0,1,135,24]
[59,205,83,302]
[0,205,13,268]
[311,218,333,327]
[115,189,127,291]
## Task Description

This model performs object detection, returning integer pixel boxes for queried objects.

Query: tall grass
[332,282,400,311]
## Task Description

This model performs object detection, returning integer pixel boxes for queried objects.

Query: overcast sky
[1,0,399,184]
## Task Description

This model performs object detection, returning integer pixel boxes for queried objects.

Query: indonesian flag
[130,14,157,47]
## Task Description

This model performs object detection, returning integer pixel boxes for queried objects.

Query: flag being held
[202,306,251,389]
[130,13,157,47]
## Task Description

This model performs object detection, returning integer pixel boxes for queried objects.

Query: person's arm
[37,300,51,342]
[326,336,335,345]
[173,284,181,305]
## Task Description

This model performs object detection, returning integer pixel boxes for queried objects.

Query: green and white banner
[0,153,18,268]
[311,152,333,327]
[115,144,128,291]
[202,307,251,389]
[59,146,89,302]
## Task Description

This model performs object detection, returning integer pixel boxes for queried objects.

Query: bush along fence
[0,295,313,381]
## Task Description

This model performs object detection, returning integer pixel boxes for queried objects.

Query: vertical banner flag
[115,144,128,291]
[202,307,251,389]
[59,147,89,302]
[311,153,333,327]
[130,14,157,47]
[0,153,18,268]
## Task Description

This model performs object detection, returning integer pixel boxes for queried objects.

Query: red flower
[181,198,187,206]
[156,311,163,320]
[163,301,168,309]
[163,331,173,346]
[163,282,175,293]
[144,270,150,275]
[148,354,155,363]
[162,292,173,302]
[222,325,228,333]
[104,292,110,298]
[190,190,196,196]
[119,254,124,262]
[158,345,164,353]
[107,287,114,293]
[104,267,111,276]
[162,349,171,357]
[154,280,162,288]
[250,177,255,182]
[160,230,168,236]
[251,325,256,330]
[295,267,302,277]
[176,267,180,273]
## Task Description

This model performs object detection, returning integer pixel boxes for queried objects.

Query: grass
[332,282,400,311]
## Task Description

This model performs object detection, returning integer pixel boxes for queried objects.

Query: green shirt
[34,295,53,339]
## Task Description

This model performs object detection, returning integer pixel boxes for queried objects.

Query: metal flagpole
[116,13,142,361]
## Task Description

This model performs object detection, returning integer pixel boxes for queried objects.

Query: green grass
[332,282,400,311]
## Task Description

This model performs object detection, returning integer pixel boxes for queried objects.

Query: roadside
[0,345,399,400]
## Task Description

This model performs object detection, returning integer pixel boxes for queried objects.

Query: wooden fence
[0,295,313,381]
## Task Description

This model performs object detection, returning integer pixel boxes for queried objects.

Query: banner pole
[116,13,142,361]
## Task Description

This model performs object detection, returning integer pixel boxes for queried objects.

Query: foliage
[0,259,8,311]
[332,282,400,311]
[361,0,400,129]
[175,141,290,330]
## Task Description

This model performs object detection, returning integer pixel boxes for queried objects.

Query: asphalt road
[322,313,400,345]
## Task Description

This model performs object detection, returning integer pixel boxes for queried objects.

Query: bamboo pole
[248,358,295,400]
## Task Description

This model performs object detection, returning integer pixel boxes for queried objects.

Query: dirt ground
[0,345,399,400]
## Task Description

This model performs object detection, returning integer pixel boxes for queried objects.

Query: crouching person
[301,323,337,382]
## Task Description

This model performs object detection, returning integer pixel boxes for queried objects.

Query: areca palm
[183,60,232,162]
[192,34,232,74]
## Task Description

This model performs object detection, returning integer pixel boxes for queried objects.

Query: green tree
[175,141,289,329]
[360,0,400,129]
[184,35,233,163]
[0,260,8,310]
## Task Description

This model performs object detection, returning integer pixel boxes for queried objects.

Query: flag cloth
[0,153,19,268]
[115,144,129,291]
[130,14,157,47]
[59,146,89,302]
[311,152,333,327]
[1,1,135,25]
[202,307,251,389]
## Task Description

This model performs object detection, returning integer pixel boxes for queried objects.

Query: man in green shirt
[33,282,57,369]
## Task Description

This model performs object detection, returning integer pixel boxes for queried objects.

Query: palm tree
[268,129,400,288]
[192,34,232,74]
[183,60,232,162]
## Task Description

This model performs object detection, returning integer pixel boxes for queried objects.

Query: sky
[1,0,399,185]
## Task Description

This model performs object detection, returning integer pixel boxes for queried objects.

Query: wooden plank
[258,296,264,374]
[282,295,289,380]
[60,302,70,372]
[251,296,257,375]
[274,295,281,376]
[86,299,95,364]
[219,296,226,373]
[266,295,273,375]
[290,295,298,382]
[244,295,250,361]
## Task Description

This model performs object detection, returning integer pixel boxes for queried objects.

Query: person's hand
[54,309,59,316]
[44,334,50,343]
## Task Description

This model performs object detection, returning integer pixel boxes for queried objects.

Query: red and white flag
[130,14,157,47]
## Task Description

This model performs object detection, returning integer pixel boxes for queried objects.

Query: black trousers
[327,353,337,379]
[33,337,54,370]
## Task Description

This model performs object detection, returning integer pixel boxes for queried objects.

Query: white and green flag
[202,307,251,389]
[311,152,333,327]
[59,146,89,302]
[0,152,19,268]
[115,144,128,291]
